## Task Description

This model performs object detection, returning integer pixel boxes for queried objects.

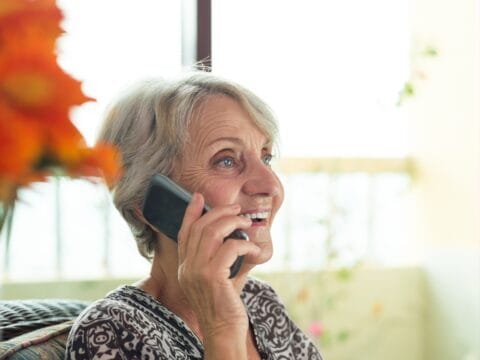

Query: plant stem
[1,201,15,280]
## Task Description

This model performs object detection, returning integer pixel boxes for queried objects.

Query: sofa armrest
[0,299,89,341]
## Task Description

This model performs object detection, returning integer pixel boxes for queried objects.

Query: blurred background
[0,0,478,359]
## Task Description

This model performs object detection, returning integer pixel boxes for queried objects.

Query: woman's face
[176,95,284,265]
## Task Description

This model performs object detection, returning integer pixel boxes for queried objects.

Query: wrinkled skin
[139,95,284,358]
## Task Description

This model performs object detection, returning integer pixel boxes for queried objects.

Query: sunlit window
[212,0,409,157]
[2,0,182,280]
[1,0,412,281]
[212,0,413,271]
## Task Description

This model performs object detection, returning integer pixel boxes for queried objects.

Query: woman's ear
[134,207,159,233]
[134,206,146,223]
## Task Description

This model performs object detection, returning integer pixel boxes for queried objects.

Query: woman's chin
[244,241,273,266]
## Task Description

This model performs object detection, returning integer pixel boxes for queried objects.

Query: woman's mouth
[240,211,269,226]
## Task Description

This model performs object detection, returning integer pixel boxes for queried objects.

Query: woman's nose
[242,159,282,197]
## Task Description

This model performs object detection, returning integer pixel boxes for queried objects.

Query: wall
[408,0,480,358]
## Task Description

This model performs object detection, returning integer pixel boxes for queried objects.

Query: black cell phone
[142,174,247,278]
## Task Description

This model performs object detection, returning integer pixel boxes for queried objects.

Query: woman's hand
[177,193,260,357]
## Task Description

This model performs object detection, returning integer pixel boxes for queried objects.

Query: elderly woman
[66,73,322,359]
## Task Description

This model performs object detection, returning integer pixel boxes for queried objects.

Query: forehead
[189,95,270,148]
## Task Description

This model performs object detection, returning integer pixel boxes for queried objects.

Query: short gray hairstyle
[98,72,279,260]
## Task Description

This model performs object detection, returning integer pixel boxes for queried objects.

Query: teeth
[241,212,269,220]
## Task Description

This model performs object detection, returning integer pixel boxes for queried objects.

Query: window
[212,0,409,157]
[1,0,413,281]
[2,0,183,280]
[212,0,413,271]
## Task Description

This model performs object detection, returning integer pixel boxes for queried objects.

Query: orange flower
[372,301,384,318]
[68,143,123,188]
[0,0,122,204]
[0,49,94,123]
[0,106,41,173]
[296,287,311,303]
[0,0,63,55]
[0,109,42,202]
[45,119,87,165]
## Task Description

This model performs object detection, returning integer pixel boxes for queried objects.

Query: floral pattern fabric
[66,278,322,359]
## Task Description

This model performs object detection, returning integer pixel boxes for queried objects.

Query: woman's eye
[217,156,236,168]
[263,154,273,166]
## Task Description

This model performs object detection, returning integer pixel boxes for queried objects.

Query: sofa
[0,300,89,359]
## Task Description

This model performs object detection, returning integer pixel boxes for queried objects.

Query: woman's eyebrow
[207,137,272,149]
[207,137,243,148]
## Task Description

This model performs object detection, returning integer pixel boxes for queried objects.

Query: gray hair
[98,72,279,260]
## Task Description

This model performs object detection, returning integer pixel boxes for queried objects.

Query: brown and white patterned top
[66,278,322,360]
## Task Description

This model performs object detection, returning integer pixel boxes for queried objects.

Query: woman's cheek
[178,168,210,193]
[202,180,240,206]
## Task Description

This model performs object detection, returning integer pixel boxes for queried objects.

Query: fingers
[178,193,256,280]
[180,192,205,235]
[179,194,249,255]
[210,239,261,278]
[178,193,205,259]
[194,214,251,259]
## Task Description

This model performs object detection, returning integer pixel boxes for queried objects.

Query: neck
[134,236,250,339]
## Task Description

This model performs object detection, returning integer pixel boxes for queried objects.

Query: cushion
[0,320,74,360]
[0,299,89,341]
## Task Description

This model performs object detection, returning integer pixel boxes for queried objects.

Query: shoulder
[65,287,173,360]
[69,287,155,335]
[242,276,284,309]
[68,295,144,335]
[242,277,289,332]
[242,276,279,298]
[242,277,323,360]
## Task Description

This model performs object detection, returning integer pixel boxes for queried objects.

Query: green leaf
[423,46,438,57]
[336,267,353,281]
[337,330,350,342]
[320,330,332,348]
[403,82,415,96]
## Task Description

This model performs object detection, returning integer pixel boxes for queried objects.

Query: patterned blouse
[66,278,323,359]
